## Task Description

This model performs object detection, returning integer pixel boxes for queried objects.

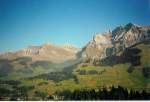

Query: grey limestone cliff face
[81,31,113,63]
[81,23,150,63]
[112,23,150,52]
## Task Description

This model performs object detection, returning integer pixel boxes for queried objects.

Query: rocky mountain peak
[60,44,76,48]
[41,43,54,49]
[93,32,112,45]
[112,26,124,37]
[80,32,113,63]
[124,23,138,31]
[0,42,80,63]
[60,44,80,53]
[124,23,141,34]
[81,23,150,64]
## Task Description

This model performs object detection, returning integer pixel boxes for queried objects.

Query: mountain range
[80,23,150,63]
[0,23,150,100]
[1,23,150,63]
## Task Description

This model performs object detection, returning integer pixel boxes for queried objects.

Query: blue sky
[0,0,150,52]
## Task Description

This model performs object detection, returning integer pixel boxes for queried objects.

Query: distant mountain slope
[0,43,80,79]
[0,43,79,63]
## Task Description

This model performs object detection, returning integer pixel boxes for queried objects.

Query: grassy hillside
[0,43,149,100]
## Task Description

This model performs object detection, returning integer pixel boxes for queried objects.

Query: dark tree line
[79,70,98,75]
[142,64,150,78]
[30,71,76,82]
[0,84,34,101]
[1,85,149,100]
[56,86,150,100]
[0,80,21,85]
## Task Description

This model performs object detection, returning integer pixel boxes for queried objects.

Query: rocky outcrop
[112,23,150,52]
[81,23,150,63]
[81,31,113,63]
[60,44,80,53]
[20,46,41,56]
[0,43,79,63]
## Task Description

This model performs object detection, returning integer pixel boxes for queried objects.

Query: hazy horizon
[0,0,150,52]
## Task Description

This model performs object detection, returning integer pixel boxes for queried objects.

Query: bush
[88,70,98,75]
[35,91,47,99]
[79,70,86,75]
[143,63,150,78]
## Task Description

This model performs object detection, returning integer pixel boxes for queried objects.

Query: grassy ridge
[0,43,150,100]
